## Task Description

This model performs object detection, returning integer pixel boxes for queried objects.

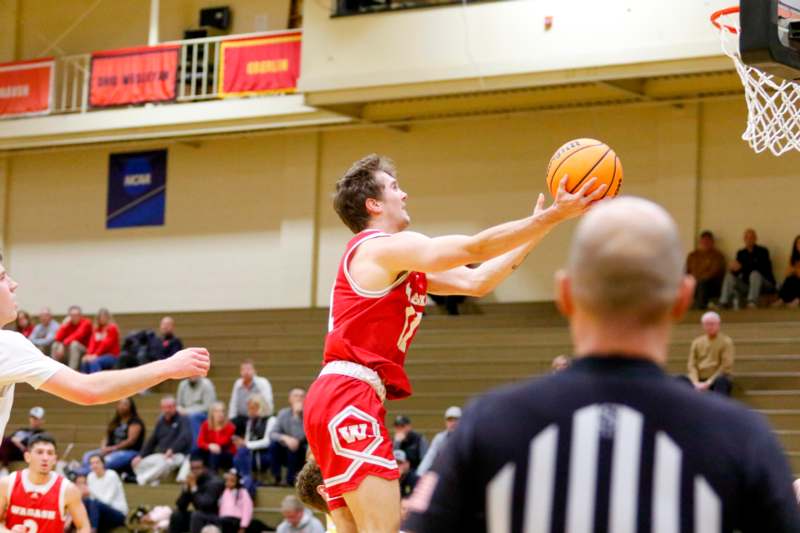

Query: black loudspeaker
[199,6,231,30]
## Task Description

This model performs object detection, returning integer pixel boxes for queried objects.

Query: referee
[402,197,800,533]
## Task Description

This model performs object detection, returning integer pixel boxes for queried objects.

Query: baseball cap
[444,406,462,420]
[29,407,45,419]
[394,415,411,426]
[394,449,408,463]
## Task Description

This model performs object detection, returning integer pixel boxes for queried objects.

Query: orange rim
[710,6,740,34]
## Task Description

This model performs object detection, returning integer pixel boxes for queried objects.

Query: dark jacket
[139,414,192,456]
[395,430,427,471]
[160,334,184,359]
[736,245,775,284]
[175,470,224,514]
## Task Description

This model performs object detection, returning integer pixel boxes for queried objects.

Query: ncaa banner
[107,150,167,229]
[0,58,54,118]
[219,32,301,97]
[90,46,179,107]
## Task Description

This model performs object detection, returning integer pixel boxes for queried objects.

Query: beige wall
[0,0,18,62]
[300,0,729,93]
[5,97,799,313]
[6,133,317,313]
[15,0,291,60]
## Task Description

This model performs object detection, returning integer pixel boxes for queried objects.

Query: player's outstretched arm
[428,194,549,296]
[39,348,210,406]
[369,177,605,275]
[63,484,90,533]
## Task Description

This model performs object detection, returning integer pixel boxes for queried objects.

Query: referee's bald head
[563,197,688,326]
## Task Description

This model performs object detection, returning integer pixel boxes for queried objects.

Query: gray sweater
[176,378,217,415]
[269,407,305,443]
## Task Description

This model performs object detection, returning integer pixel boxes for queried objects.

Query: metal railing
[50,30,296,115]
[53,54,90,114]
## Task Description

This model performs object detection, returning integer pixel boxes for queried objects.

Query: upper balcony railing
[2,30,301,120]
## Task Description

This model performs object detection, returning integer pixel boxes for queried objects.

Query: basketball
[546,138,623,199]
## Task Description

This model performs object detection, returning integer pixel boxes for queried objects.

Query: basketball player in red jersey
[304,154,606,533]
[0,434,89,533]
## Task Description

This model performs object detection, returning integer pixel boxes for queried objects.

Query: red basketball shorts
[304,373,399,511]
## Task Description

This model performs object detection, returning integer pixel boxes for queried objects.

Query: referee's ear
[670,275,695,321]
[554,270,574,317]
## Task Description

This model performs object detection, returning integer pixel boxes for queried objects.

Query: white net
[715,10,800,156]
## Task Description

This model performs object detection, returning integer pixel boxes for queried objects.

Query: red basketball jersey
[5,470,66,533]
[323,230,428,400]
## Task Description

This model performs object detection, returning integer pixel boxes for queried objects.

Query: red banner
[219,32,301,97]
[0,58,54,118]
[90,45,179,107]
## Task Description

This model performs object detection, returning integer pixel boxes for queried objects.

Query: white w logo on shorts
[338,424,369,444]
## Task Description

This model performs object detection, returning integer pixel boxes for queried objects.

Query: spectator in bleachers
[14,310,32,337]
[30,307,59,355]
[51,305,93,369]
[218,468,275,533]
[393,415,427,472]
[232,394,276,490]
[197,401,236,472]
[277,495,324,533]
[686,230,727,309]
[80,308,121,374]
[81,397,145,474]
[395,449,418,498]
[683,311,735,396]
[269,387,306,486]
[0,406,46,474]
[718,228,775,309]
[774,236,800,307]
[551,354,571,373]
[85,454,128,532]
[417,406,461,476]
[169,455,224,533]
[132,395,192,486]
[777,259,800,307]
[177,376,217,446]
[229,360,274,426]
[159,316,184,359]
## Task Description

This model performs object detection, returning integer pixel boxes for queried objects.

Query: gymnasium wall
[300,0,730,94]
[4,97,796,314]
[14,0,291,60]
[4,133,317,313]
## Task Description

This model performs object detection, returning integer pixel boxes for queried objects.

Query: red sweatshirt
[197,421,237,454]
[87,323,120,356]
[55,318,93,347]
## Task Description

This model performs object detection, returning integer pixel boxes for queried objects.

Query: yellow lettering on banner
[245,59,290,75]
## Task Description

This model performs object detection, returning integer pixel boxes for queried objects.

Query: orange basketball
[546,138,623,199]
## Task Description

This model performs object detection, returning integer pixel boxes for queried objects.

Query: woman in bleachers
[81,397,145,474]
[232,394,277,491]
[197,401,237,472]
[14,310,32,337]
[80,308,120,373]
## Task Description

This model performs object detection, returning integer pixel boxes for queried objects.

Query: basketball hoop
[711,6,800,156]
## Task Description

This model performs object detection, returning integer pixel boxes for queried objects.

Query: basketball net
[712,7,800,156]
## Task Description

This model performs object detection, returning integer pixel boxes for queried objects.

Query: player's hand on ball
[550,175,608,221]
[166,348,211,379]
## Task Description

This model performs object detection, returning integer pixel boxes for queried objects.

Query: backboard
[741,0,800,80]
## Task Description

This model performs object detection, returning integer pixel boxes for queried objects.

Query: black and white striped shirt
[403,356,800,533]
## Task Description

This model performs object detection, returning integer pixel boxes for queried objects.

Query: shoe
[746,302,758,309]
[707,301,720,311]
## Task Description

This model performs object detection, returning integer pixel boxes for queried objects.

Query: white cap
[29,406,45,419]
[444,406,462,419]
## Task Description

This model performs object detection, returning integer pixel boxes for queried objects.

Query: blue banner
[106,149,167,229]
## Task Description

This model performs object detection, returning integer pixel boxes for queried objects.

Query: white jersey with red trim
[323,230,428,400]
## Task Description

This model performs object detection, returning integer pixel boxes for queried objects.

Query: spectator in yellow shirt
[683,311,734,396]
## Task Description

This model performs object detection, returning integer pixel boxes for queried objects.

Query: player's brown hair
[333,154,396,233]
[295,460,328,513]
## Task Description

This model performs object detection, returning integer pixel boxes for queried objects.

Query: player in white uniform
[0,259,210,438]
